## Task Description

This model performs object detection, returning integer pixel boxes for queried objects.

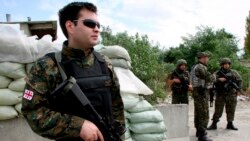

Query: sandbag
[125,119,131,139]
[132,133,167,141]
[129,121,166,134]
[121,92,140,110]
[0,25,58,63]
[26,63,34,73]
[8,77,26,92]
[98,45,131,62]
[0,62,26,79]
[111,59,132,69]
[125,137,133,141]
[0,89,22,106]
[15,103,22,114]
[0,106,18,120]
[124,111,131,119]
[114,67,153,95]
[0,75,12,88]
[129,110,164,123]
[127,99,154,113]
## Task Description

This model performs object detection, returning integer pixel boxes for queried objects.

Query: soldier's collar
[62,41,94,59]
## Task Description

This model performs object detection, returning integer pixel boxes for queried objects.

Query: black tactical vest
[47,51,114,141]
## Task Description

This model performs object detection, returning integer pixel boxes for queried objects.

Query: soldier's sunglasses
[74,19,100,29]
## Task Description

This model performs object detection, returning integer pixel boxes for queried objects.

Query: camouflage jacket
[22,41,125,140]
[167,69,190,90]
[190,62,213,88]
[215,68,242,93]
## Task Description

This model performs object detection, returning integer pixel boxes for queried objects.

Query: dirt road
[188,98,250,141]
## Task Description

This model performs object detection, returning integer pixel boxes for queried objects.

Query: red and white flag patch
[23,89,34,101]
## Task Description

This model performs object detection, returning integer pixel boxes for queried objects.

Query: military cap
[220,58,231,65]
[197,52,209,58]
[176,59,187,66]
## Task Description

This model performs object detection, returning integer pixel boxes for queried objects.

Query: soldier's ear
[65,20,75,37]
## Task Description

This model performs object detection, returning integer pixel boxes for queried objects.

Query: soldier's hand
[188,84,193,91]
[173,78,181,83]
[218,78,227,82]
[80,120,104,141]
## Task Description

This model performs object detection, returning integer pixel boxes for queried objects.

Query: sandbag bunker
[0,24,167,141]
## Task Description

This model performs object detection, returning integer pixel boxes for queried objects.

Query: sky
[0,0,250,50]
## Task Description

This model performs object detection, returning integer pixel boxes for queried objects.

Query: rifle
[209,85,216,107]
[49,76,125,141]
[173,70,190,90]
[219,70,244,95]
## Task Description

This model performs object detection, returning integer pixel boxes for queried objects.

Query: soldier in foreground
[22,2,125,141]
[167,59,192,104]
[190,52,213,141]
[208,58,242,131]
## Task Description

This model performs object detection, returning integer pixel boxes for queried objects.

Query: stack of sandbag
[0,62,26,120]
[96,45,166,141]
[0,24,59,121]
[0,24,58,63]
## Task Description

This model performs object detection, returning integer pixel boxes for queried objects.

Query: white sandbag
[36,35,59,59]
[124,111,131,119]
[0,62,26,79]
[121,92,140,110]
[111,59,132,69]
[129,121,166,134]
[114,67,153,95]
[127,99,154,113]
[0,89,22,106]
[0,75,12,88]
[0,24,36,63]
[0,106,18,120]
[125,129,131,139]
[26,63,34,73]
[125,137,133,141]
[98,45,131,62]
[8,77,26,92]
[129,110,164,123]
[133,133,167,141]
[0,25,58,63]
[15,103,22,114]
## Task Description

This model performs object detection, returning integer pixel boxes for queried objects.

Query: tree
[164,26,239,72]
[163,26,250,88]
[244,11,250,57]
[100,28,168,103]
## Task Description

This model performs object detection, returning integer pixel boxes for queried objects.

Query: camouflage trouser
[192,88,209,132]
[172,90,189,104]
[212,92,237,122]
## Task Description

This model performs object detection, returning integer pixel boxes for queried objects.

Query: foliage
[244,11,250,58]
[163,26,250,89]
[101,27,168,104]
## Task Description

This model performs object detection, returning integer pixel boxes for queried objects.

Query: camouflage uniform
[191,63,211,130]
[22,41,125,140]
[212,69,241,122]
[190,52,213,141]
[208,58,242,130]
[167,69,190,104]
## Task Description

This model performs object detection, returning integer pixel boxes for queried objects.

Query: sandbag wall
[97,45,167,141]
[0,62,29,120]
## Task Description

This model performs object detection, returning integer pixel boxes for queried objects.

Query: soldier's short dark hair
[58,2,97,38]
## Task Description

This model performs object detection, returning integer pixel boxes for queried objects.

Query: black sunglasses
[74,19,100,29]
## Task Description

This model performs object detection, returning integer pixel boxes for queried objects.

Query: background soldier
[22,2,125,141]
[167,59,192,104]
[190,52,213,141]
[208,58,242,131]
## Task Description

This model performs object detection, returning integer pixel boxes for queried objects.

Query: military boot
[226,122,238,130]
[207,121,217,130]
[198,131,212,141]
